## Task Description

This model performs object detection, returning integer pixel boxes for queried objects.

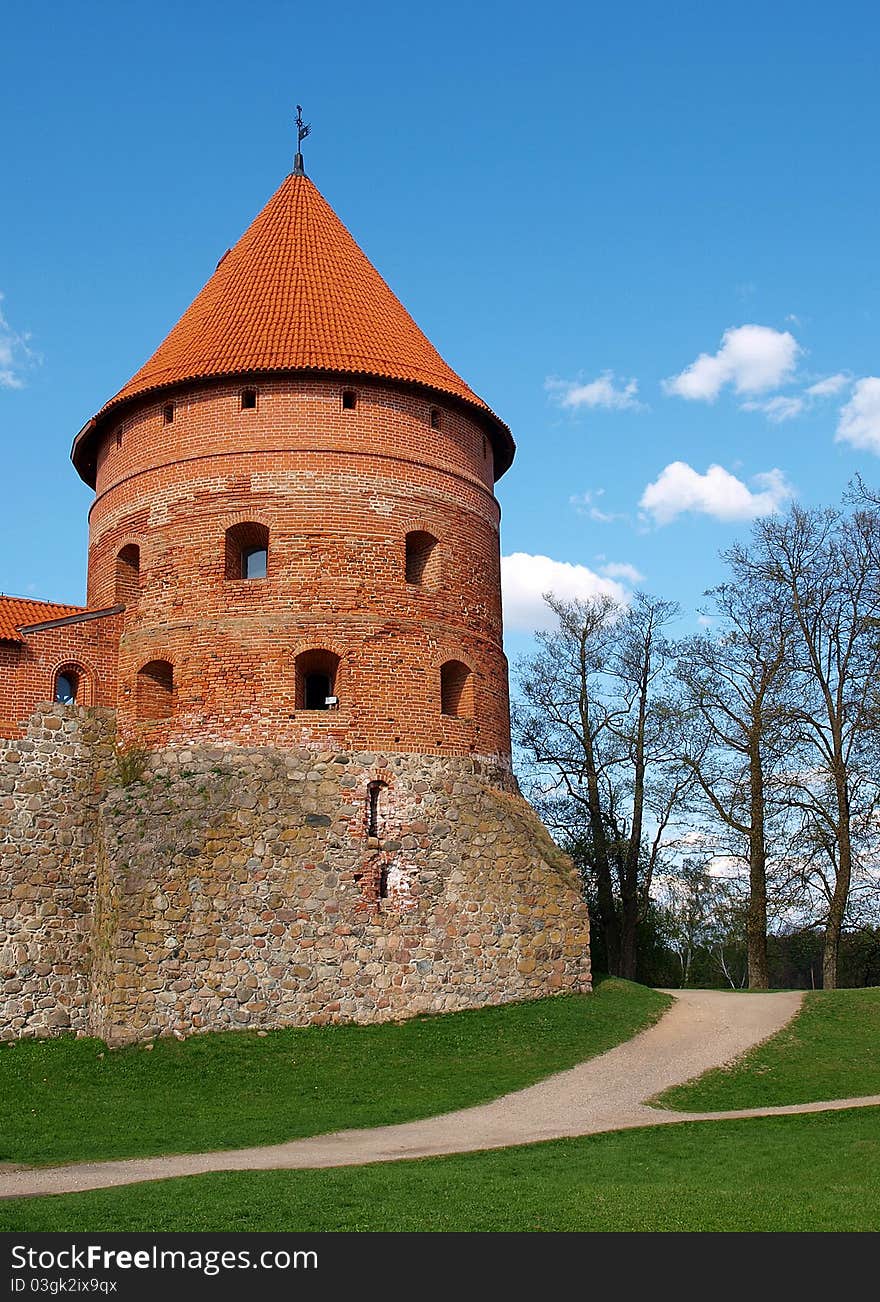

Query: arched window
[136,660,174,720]
[225,522,269,580]
[115,544,141,605]
[440,660,473,718]
[295,649,341,711]
[405,531,439,586]
[53,663,94,707]
[54,668,79,704]
[367,780,387,838]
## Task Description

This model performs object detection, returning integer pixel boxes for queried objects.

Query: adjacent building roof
[0,596,84,643]
[72,173,514,485]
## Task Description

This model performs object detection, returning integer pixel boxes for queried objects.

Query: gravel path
[3,988,879,1199]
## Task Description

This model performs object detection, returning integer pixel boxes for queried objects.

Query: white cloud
[501,552,629,631]
[639,462,794,526]
[569,488,625,524]
[599,561,644,584]
[0,294,37,389]
[806,373,851,398]
[835,378,880,454]
[740,394,805,423]
[546,371,642,411]
[663,325,800,401]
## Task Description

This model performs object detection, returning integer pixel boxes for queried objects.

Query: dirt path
[3,988,879,1199]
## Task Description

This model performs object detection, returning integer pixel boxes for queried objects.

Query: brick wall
[0,615,121,740]
[84,376,511,759]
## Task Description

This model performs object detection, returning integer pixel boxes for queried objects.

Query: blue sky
[2,0,878,663]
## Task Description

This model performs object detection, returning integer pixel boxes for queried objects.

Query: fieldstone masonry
[1,706,591,1042]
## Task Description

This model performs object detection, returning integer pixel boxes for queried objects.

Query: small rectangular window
[115,428,123,448]
[242,545,267,579]
[342,389,357,411]
[241,389,257,410]
[163,403,174,425]
[430,408,441,430]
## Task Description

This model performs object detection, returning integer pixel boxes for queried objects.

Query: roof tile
[0,596,85,643]
[73,174,513,481]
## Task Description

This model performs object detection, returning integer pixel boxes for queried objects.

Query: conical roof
[72,173,513,484]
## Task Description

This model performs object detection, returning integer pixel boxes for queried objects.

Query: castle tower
[0,151,590,1042]
[72,171,514,761]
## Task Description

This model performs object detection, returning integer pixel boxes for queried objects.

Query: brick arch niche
[53,661,95,707]
[136,660,174,720]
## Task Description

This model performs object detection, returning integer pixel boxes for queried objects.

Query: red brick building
[3,166,516,761]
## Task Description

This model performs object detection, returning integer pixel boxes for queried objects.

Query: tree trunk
[823,772,852,990]
[619,647,650,982]
[747,740,770,989]
[583,763,620,975]
[619,899,639,981]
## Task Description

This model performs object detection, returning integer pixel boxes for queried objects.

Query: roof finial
[293,104,311,176]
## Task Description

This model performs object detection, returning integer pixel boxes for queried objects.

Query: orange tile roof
[73,174,514,484]
[0,596,85,642]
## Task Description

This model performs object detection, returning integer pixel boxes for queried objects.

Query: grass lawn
[0,978,667,1166]
[655,987,880,1111]
[1,1107,877,1232]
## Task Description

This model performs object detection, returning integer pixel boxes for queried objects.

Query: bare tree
[675,578,792,987]
[514,591,688,980]
[728,504,880,988]
[656,857,747,988]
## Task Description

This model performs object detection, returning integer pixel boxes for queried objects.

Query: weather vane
[293,104,311,175]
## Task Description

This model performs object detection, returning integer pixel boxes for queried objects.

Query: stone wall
[1,706,591,1043]
[0,706,116,1038]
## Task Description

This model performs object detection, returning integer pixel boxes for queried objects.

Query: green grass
[0,978,667,1166]
[2,1108,877,1231]
[655,987,880,1111]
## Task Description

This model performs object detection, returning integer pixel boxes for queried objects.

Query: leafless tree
[675,579,793,987]
[727,504,880,988]
[514,591,689,979]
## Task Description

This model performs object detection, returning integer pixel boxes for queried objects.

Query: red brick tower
[0,149,591,1043]
[71,167,516,761]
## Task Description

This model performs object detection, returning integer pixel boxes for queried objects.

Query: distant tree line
[514,483,880,989]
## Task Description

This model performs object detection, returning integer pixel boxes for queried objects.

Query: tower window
[405,530,439,586]
[440,660,473,718]
[342,389,357,411]
[163,403,174,425]
[115,544,141,605]
[429,408,441,430]
[367,780,387,838]
[115,428,123,449]
[242,545,267,579]
[295,649,341,710]
[482,436,488,459]
[54,669,79,705]
[225,522,269,580]
[136,660,174,720]
[241,388,257,410]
